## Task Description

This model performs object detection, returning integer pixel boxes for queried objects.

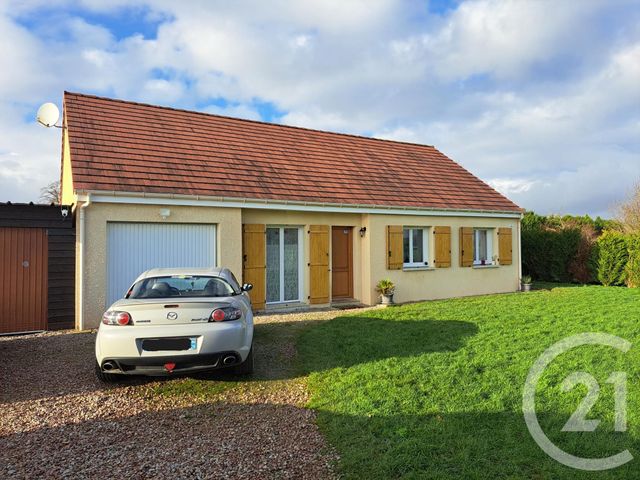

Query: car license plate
[142,337,191,351]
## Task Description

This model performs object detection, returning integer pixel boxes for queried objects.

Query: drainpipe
[78,193,91,330]
[518,214,523,290]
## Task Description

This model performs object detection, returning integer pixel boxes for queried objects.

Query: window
[128,275,238,299]
[403,227,429,267]
[474,229,494,265]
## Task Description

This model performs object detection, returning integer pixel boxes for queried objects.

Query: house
[60,92,523,330]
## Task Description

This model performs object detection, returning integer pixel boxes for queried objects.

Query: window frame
[473,228,494,265]
[403,226,430,268]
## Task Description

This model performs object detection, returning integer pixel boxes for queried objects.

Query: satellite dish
[36,102,60,127]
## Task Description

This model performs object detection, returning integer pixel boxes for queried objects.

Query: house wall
[79,202,242,329]
[76,201,520,329]
[365,213,521,304]
[60,127,75,206]
[241,209,366,307]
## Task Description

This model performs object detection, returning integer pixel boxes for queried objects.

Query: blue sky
[0,0,638,217]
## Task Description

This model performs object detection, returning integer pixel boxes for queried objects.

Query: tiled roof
[63,92,522,213]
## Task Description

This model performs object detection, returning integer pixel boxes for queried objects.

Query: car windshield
[127,275,239,299]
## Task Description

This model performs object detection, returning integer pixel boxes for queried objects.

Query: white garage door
[107,223,216,305]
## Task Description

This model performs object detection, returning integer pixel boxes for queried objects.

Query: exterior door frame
[331,226,353,299]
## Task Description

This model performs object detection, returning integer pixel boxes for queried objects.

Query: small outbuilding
[0,203,75,334]
[60,92,523,330]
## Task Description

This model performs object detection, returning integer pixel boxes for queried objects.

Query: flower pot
[380,293,394,305]
[521,283,532,292]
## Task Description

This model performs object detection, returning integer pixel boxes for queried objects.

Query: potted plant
[521,275,533,292]
[376,279,396,305]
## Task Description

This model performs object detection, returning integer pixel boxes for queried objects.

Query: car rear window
[127,275,239,299]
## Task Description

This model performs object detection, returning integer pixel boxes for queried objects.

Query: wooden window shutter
[433,226,451,268]
[459,227,474,267]
[498,227,513,265]
[387,225,403,270]
[309,225,330,304]
[242,224,266,311]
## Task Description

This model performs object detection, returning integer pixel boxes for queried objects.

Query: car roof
[134,267,232,282]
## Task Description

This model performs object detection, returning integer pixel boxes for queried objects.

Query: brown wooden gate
[0,227,48,333]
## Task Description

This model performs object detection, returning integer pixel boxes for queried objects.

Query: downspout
[78,193,91,330]
[518,213,523,290]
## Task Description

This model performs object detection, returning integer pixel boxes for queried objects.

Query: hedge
[522,227,581,282]
[521,212,638,287]
[626,234,640,288]
[594,231,629,286]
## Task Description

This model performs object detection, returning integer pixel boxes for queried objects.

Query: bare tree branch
[616,182,640,233]
[39,180,60,204]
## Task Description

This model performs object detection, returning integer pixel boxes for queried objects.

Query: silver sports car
[95,267,254,381]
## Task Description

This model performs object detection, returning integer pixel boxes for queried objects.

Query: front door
[331,226,353,299]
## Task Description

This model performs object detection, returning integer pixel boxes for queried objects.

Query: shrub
[596,231,629,286]
[625,234,640,288]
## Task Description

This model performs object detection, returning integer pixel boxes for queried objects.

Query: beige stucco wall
[242,209,366,308]
[79,203,242,329]
[365,213,521,305]
[77,201,520,329]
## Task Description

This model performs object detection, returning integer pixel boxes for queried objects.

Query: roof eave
[74,189,524,218]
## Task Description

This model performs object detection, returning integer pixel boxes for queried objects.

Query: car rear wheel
[95,362,119,383]
[233,346,254,375]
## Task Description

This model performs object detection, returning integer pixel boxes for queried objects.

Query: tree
[617,182,640,233]
[39,180,60,204]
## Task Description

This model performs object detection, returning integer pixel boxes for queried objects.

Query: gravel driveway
[0,308,371,479]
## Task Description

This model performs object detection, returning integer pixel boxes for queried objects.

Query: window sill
[403,266,436,271]
[472,264,499,269]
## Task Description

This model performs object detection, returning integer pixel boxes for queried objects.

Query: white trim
[403,266,436,272]
[75,191,522,218]
[517,218,523,282]
[77,193,91,331]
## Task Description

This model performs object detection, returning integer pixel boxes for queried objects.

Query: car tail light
[209,307,242,322]
[102,311,132,326]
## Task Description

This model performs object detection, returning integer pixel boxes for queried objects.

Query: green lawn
[299,285,640,479]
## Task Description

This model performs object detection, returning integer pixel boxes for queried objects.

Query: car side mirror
[242,283,253,292]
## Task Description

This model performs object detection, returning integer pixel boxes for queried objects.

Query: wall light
[159,208,171,220]
[359,227,367,238]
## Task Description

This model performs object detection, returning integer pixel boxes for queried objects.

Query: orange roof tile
[63,92,522,213]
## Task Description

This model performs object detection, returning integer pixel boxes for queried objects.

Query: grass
[298,285,640,479]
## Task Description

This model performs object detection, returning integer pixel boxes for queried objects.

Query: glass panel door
[266,228,280,303]
[283,228,299,301]
[266,227,300,303]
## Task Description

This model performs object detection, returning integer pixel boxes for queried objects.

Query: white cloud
[0,0,638,216]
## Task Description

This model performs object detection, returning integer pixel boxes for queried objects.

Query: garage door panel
[107,223,216,305]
